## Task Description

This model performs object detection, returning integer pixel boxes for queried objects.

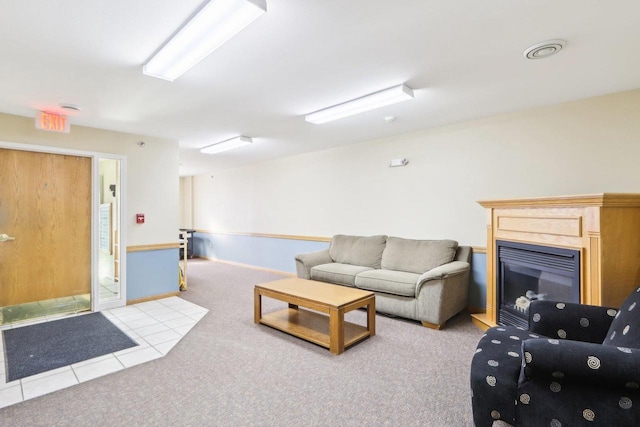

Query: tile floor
[0,296,208,409]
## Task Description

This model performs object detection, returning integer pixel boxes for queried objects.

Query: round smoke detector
[523,39,566,59]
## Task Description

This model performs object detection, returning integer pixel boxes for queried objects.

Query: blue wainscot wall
[193,232,487,310]
[127,248,180,301]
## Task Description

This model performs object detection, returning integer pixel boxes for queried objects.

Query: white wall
[0,113,179,246]
[179,176,194,229]
[192,89,640,247]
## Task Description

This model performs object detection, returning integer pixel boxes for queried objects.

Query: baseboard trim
[195,256,296,277]
[127,291,181,305]
[466,306,486,314]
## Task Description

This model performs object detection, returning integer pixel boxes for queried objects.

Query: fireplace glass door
[497,240,580,328]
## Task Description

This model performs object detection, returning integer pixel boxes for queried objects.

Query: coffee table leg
[254,287,262,324]
[329,307,345,355]
[367,297,376,337]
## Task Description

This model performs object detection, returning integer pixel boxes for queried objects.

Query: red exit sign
[36,111,70,133]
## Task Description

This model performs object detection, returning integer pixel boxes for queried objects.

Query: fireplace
[472,194,640,331]
[497,240,580,328]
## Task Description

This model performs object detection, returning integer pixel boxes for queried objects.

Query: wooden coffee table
[254,278,375,355]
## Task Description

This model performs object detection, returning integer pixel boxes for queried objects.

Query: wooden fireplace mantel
[471,193,640,331]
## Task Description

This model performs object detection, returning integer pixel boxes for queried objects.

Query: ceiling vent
[523,39,566,60]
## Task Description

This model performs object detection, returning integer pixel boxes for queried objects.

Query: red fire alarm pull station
[136,214,145,224]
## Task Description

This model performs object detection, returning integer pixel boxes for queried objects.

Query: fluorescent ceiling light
[305,84,414,124]
[143,0,267,81]
[200,136,253,154]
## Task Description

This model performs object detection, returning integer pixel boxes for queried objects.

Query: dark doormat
[2,312,138,382]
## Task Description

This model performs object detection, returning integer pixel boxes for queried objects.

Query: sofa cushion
[328,235,387,268]
[381,237,458,274]
[310,263,374,287]
[603,286,640,348]
[355,269,420,297]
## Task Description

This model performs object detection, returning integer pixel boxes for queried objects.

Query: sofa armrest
[414,261,471,326]
[528,300,617,343]
[294,249,332,279]
[521,338,640,388]
[416,261,470,289]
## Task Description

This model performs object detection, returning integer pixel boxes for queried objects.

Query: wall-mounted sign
[35,111,70,133]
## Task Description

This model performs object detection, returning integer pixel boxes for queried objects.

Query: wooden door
[0,148,91,306]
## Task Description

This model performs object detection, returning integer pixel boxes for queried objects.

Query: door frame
[0,140,127,312]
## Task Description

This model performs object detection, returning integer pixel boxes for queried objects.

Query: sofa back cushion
[381,237,458,274]
[603,286,640,348]
[329,235,387,268]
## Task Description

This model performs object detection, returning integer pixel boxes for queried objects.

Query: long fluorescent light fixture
[143,0,267,81]
[200,136,253,154]
[305,84,414,124]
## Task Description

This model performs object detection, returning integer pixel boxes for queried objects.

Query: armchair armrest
[294,249,332,279]
[521,338,640,388]
[528,300,617,343]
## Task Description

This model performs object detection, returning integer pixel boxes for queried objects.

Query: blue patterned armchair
[470,287,640,427]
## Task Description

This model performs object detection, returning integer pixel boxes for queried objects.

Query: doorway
[0,145,126,325]
[0,149,91,324]
[98,158,121,302]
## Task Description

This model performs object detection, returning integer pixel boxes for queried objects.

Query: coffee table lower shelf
[260,307,370,350]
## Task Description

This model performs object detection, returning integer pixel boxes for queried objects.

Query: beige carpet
[1,259,484,426]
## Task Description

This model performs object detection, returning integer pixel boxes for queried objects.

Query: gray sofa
[295,235,471,329]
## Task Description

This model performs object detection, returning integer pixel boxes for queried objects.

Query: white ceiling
[1,1,639,176]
